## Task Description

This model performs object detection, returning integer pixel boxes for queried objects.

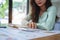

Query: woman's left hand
[27,22,37,29]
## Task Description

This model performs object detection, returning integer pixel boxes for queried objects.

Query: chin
[38,4,44,7]
[38,5,42,7]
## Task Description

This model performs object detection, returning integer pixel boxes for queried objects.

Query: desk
[0,28,60,40]
[32,34,60,40]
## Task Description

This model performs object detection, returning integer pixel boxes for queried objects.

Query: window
[0,0,9,25]
[12,0,28,25]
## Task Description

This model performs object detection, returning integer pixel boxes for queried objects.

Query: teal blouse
[25,6,57,30]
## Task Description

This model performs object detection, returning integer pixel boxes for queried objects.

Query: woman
[22,0,57,31]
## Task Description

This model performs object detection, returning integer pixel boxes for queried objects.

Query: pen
[22,30,35,32]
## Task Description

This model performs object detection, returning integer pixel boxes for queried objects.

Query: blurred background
[0,0,60,26]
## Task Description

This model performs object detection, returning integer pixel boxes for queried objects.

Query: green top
[25,6,57,30]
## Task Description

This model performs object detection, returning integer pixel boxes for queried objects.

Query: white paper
[0,28,60,40]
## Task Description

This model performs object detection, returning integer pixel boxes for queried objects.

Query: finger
[32,22,37,29]
[28,23,32,28]
[31,22,34,29]
[31,22,35,29]
[34,23,37,29]
[35,25,37,29]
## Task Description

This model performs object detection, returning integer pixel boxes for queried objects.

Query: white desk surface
[0,27,60,40]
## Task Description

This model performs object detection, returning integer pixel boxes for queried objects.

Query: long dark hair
[30,0,52,23]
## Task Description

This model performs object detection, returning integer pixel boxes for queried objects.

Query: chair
[54,22,60,30]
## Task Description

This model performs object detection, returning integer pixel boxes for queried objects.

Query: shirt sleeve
[21,13,31,26]
[25,13,31,21]
[36,6,57,30]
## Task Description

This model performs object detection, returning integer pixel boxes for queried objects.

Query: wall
[52,0,60,2]
[52,2,60,22]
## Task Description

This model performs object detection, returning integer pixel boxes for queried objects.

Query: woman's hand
[27,22,37,29]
